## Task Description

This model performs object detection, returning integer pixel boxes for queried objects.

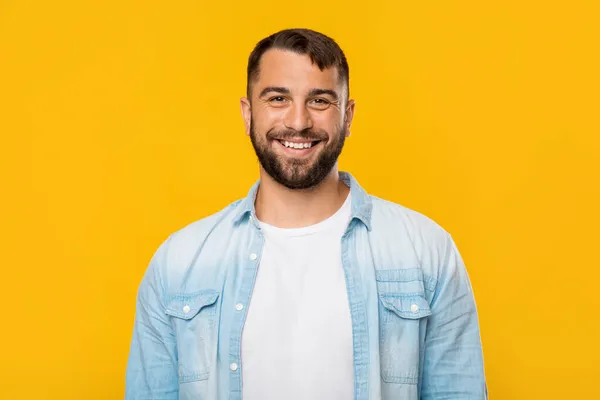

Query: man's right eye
[269,96,286,102]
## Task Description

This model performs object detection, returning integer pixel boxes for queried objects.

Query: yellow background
[1,1,599,398]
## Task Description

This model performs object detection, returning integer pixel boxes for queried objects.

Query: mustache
[266,129,328,141]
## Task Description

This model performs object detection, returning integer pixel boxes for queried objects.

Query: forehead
[254,49,341,93]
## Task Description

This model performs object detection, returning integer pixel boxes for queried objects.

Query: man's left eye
[309,98,331,109]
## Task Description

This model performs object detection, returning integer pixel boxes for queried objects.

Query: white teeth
[282,141,313,149]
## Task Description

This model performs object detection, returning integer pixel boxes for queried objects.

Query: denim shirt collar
[232,171,372,231]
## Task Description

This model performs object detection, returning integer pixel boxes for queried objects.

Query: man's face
[241,49,354,190]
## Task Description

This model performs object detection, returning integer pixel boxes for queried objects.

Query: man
[125,28,487,400]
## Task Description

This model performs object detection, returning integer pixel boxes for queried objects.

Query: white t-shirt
[241,193,354,400]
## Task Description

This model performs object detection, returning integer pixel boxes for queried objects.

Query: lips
[273,138,323,156]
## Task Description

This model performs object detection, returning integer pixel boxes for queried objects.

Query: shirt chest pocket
[165,290,220,383]
[376,269,432,385]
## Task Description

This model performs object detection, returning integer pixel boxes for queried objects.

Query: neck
[254,167,350,229]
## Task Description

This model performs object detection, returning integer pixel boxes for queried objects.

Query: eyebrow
[259,87,290,98]
[308,88,339,101]
[258,87,340,101]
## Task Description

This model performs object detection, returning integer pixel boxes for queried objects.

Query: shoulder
[148,199,245,292]
[370,195,450,244]
[368,195,453,279]
[167,199,243,250]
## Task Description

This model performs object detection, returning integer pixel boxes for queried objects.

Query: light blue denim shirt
[125,172,487,400]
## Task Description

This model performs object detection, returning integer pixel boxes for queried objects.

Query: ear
[344,99,356,137]
[240,97,252,136]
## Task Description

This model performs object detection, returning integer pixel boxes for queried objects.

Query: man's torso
[126,173,486,400]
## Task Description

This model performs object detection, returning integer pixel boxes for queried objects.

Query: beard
[249,119,346,190]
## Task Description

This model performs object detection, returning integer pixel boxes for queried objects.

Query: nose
[283,102,313,132]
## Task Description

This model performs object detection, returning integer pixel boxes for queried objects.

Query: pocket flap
[379,294,432,319]
[165,290,220,320]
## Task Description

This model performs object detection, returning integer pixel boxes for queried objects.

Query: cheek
[314,110,343,131]
[253,108,283,131]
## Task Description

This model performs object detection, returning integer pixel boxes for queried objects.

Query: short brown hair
[246,28,349,100]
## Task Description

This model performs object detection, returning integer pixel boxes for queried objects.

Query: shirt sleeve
[125,237,179,400]
[421,234,488,399]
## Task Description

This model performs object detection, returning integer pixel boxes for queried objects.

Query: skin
[240,49,356,228]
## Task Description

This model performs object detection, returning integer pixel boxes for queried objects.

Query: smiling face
[241,49,355,190]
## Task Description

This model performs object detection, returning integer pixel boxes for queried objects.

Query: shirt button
[235,303,244,311]
[183,305,191,314]
[230,363,238,371]
[410,304,420,313]
[249,253,257,261]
